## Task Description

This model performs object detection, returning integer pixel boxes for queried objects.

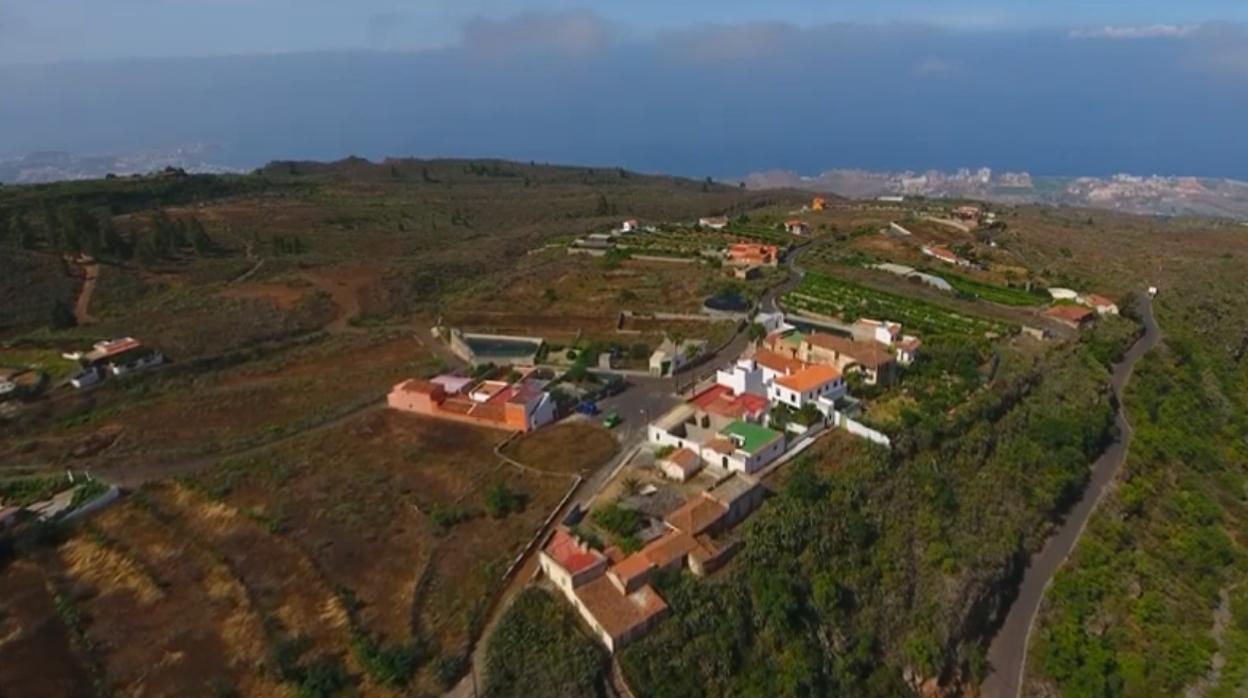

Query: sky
[2,1,1248,62]
[1,2,1247,178]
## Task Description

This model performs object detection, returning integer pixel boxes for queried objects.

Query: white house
[621,219,639,233]
[853,318,902,346]
[657,448,704,482]
[754,311,788,335]
[768,365,846,415]
[700,420,786,474]
[716,358,766,397]
[896,337,922,366]
[1079,293,1120,316]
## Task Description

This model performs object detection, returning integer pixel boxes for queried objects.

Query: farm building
[785,220,810,236]
[1079,293,1120,316]
[1044,305,1096,330]
[727,243,779,267]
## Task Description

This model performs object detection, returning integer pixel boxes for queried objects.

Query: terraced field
[784,271,1017,339]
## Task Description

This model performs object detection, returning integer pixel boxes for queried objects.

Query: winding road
[981,293,1160,698]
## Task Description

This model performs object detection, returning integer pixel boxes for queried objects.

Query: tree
[748,322,768,344]
[595,193,611,216]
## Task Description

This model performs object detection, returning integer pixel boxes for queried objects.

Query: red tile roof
[609,553,655,587]
[662,448,702,474]
[775,364,841,393]
[574,576,668,641]
[689,385,770,419]
[753,349,807,375]
[544,529,606,574]
[665,495,727,536]
[639,531,699,569]
[1083,293,1117,309]
[1045,305,1094,323]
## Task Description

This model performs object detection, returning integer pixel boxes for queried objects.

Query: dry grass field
[0,410,615,696]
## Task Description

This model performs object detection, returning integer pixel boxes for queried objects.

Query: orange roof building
[388,375,555,432]
[1044,304,1096,329]
[573,576,668,653]
[727,243,779,267]
[774,364,842,394]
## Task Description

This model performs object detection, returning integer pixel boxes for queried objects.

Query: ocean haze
[1,18,1246,179]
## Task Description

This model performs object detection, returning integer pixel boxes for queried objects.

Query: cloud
[1069,24,1198,40]
[459,10,612,56]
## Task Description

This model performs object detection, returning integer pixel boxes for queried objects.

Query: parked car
[576,401,600,416]
[602,412,622,429]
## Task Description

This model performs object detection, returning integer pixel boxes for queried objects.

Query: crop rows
[784,272,1016,339]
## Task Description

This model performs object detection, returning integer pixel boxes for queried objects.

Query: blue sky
[1,0,1247,63]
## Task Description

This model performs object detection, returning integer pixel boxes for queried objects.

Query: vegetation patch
[483,587,607,698]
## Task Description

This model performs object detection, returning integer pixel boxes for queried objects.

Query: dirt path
[72,259,99,324]
[981,293,1161,698]
[228,242,265,285]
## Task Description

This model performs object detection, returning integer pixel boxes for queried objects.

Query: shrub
[428,504,472,534]
[295,659,350,698]
[483,588,606,698]
[484,482,528,519]
[592,501,639,536]
[351,630,428,688]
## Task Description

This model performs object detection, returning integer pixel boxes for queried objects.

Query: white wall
[845,418,891,447]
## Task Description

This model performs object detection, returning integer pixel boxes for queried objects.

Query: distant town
[743,166,1248,219]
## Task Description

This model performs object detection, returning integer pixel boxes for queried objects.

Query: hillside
[0,159,808,697]
[2,161,1245,698]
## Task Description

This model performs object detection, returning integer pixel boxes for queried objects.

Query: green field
[783,272,1017,339]
[929,269,1048,306]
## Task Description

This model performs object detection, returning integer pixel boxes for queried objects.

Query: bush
[428,504,472,534]
[295,659,351,698]
[484,482,528,519]
[592,501,640,538]
[351,630,428,688]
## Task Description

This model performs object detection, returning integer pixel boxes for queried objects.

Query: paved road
[981,293,1161,698]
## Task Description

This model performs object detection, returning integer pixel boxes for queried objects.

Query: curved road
[982,293,1160,697]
